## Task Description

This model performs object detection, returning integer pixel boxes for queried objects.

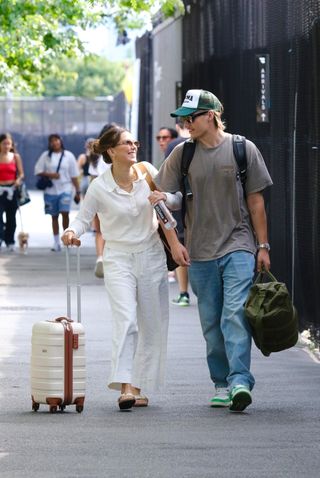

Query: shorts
[44,192,72,216]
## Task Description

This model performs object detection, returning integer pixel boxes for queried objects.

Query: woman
[62,125,189,410]
[34,134,80,252]
[0,133,25,251]
[77,138,94,198]
[87,132,110,279]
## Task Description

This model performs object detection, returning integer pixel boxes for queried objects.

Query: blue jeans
[189,251,255,390]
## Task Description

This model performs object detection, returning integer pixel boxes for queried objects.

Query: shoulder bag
[135,162,178,271]
[36,151,64,190]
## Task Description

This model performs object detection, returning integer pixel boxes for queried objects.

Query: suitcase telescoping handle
[66,245,81,323]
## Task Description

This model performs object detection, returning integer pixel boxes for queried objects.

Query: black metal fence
[182,0,320,343]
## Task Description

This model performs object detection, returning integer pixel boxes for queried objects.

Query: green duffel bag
[244,270,299,357]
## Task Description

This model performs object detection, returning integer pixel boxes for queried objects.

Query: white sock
[54,234,60,245]
[96,255,103,263]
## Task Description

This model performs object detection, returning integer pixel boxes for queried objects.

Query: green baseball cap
[171,89,223,117]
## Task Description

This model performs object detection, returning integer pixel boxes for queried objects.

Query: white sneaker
[94,259,104,278]
[51,243,61,252]
[210,387,231,407]
[7,244,15,252]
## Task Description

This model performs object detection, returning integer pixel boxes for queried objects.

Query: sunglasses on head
[181,110,209,124]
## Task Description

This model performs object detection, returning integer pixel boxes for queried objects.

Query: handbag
[244,270,299,357]
[135,163,178,271]
[36,151,64,190]
[17,182,31,206]
[36,176,53,190]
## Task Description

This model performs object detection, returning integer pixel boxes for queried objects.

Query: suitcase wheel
[32,402,40,412]
[76,405,84,413]
[49,405,58,413]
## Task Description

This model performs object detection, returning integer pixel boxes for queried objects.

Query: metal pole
[291,89,297,303]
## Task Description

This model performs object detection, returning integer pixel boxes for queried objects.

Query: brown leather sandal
[118,393,136,410]
[133,394,149,407]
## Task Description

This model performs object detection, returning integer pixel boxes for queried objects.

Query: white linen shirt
[67,162,181,253]
[34,150,79,195]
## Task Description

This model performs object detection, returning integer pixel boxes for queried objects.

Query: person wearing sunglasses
[62,124,189,411]
[154,89,273,412]
[156,127,177,155]
[163,119,191,306]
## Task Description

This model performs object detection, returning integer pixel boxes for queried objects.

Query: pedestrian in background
[62,124,188,410]
[34,134,80,252]
[165,119,191,306]
[0,133,25,251]
[87,123,116,278]
[77,138,93,198]
[156,126,177,155]
[156,126,179,283]
[155,89,273,412]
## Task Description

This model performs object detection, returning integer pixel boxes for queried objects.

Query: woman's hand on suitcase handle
[61,231,81,247]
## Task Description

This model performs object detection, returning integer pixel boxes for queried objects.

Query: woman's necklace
[113,168,137,191]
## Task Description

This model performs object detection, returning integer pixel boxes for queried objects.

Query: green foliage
[0,0,184,94]
[41,55,127,98]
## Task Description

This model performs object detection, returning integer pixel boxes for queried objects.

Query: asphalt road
[0,192,319,478]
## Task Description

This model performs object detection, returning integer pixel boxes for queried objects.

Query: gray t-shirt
[154,133,273,261]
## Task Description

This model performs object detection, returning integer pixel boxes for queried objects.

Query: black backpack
[180,135,247,227]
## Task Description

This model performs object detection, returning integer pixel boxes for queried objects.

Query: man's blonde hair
[212,110,226,131]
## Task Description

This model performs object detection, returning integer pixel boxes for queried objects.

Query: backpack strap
[232,134,247,195]
[180,141,196,228]
[180,136,247,228]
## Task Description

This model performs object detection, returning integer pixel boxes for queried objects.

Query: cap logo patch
[181,89,202,109]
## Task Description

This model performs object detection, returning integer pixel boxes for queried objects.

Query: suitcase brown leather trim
[55,317,74,405]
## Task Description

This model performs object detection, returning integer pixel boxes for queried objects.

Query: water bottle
[154,200,177,230]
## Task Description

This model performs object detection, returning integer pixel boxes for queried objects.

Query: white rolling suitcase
[31,246,86,413]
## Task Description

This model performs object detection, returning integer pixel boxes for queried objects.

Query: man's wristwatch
[257,243,271,252]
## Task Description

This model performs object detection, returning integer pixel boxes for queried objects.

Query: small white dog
[18,231,29,254]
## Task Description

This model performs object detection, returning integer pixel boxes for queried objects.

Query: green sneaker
[210,387,231,407]
[229,385,252,412]
[171,293,190,306]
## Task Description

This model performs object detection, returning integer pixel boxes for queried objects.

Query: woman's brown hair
[0,133,16,153]
[90,124,128,164]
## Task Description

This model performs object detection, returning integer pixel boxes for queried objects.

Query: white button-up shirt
[67,162,181,253]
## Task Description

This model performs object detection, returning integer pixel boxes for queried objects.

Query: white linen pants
[103,240,169,391]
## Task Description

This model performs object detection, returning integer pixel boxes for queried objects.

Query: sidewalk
[0,192,319,478]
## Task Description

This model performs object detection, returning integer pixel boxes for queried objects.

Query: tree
[41,55,127,98]
[0,0,184,94]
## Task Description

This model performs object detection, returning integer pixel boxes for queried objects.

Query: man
[165,120,191,306]
[155,126,179,283]
[165,119,190,157]
[155,89,273,412]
